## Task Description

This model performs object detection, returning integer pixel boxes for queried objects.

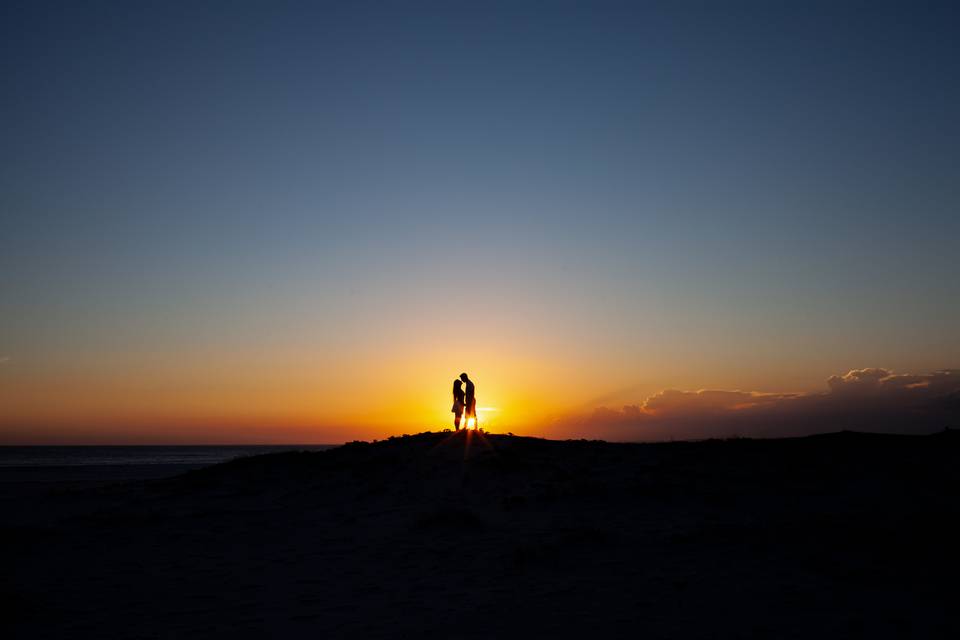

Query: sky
[2,1,959,444]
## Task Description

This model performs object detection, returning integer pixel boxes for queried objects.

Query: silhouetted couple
[452,373,476,431]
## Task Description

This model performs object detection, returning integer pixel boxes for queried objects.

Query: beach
[2,430,958,638]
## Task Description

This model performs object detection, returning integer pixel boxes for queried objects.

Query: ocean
[0,445,338,468]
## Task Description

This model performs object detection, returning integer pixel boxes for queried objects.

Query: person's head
[453,379,462,390]
[459,372,469,382]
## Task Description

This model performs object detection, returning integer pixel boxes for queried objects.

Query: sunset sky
[2,2,959,443]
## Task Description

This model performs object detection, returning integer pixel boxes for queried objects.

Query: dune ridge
[3,429,958,638]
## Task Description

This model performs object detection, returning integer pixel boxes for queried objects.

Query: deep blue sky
[2,1,959,441]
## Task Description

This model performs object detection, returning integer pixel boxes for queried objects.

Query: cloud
[642,389,798,416]
[553,369,960,441]
[826,367,892,394]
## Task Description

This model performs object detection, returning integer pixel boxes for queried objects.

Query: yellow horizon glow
[3,302,952,444]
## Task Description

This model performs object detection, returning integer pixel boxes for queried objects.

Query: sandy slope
[2,429,958,638]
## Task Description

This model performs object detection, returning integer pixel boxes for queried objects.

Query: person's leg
[454,411,462,430]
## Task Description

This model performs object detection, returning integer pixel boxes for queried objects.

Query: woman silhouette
[452,379,465,430]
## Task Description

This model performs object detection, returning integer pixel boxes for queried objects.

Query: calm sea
[0,445,338,468]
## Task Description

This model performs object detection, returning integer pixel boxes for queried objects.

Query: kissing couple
[451,372,476,431]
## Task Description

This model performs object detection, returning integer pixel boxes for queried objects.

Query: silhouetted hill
[3,430,958,638]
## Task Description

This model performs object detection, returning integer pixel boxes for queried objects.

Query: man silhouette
[460,372,476,429]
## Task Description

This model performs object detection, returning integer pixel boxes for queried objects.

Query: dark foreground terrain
[3,430,958,638]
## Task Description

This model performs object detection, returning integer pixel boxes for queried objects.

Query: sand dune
[3,429,958,638]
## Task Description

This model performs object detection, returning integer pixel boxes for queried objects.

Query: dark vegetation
[3,430,958,638]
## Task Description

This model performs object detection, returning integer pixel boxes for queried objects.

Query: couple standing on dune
[451,372,477,430]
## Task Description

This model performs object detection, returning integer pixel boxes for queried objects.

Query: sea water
[0,445,337,468]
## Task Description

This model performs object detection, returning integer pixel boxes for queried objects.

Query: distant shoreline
[0,444,339,483]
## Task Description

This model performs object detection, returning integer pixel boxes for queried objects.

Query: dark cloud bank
[555,369,960,441]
